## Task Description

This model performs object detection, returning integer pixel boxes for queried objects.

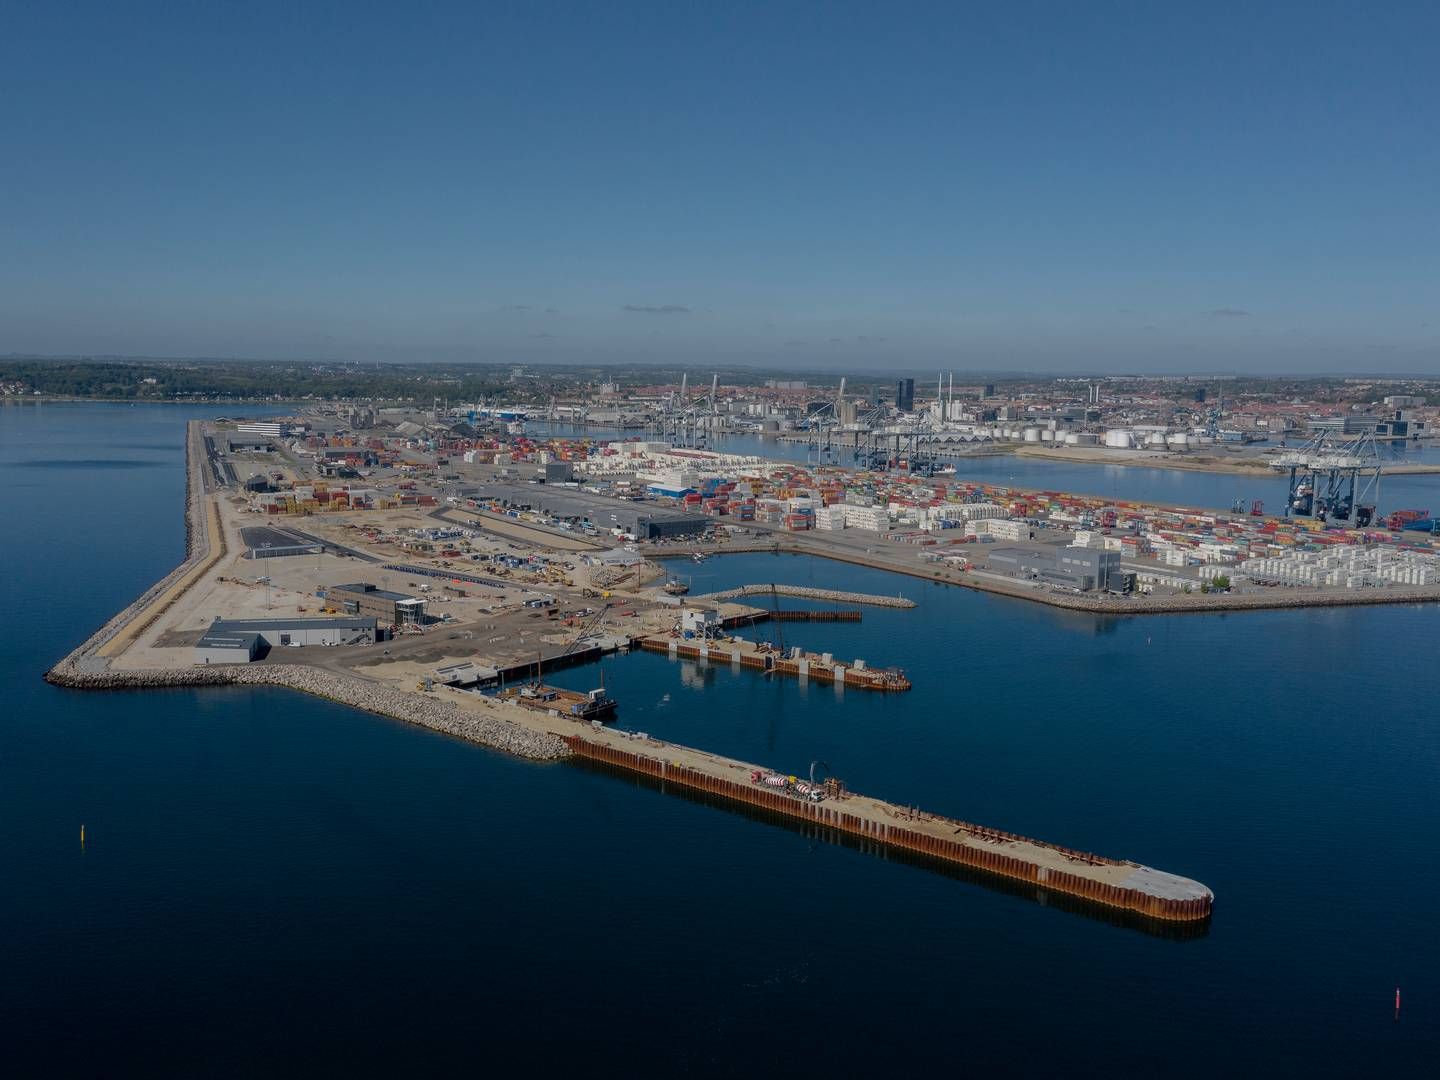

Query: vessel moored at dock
[498,682,618,721]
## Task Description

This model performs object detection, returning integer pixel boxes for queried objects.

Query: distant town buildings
[895,378,915,412]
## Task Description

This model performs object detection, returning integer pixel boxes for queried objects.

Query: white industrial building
[236,422,283,437]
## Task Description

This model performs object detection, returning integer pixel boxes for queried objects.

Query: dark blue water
[5,403,1438,1075]
[528,421,1440,516]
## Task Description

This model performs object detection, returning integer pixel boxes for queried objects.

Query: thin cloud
[621,304,691,315]
[530,333,556,339]
[1206,307,1251,318]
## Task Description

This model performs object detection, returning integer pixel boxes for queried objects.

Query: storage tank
[1104,429,1133,449]
[1146,432,1169,447]
[1063,432,1081,445]
[1023,427,1041,443]
[1167,433,1190,449]
[1040,430,1055,442]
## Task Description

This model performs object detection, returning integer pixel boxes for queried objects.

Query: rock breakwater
[45,662,572,762]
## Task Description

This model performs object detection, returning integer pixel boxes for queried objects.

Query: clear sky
[2,1,1436,373]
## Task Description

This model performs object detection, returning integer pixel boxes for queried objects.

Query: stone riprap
[45,661,572,762]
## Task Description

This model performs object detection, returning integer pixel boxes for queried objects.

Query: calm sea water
[4,402,1438,1076]
[528,420,1440,516]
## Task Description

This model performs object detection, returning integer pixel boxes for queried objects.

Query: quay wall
[562,735,1212,923]
[701,583,916,608]
[761,537,1440,617]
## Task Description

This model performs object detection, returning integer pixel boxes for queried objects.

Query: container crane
[1270,431,1382,524]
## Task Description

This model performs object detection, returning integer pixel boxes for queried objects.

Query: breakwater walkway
[700,583,917,608]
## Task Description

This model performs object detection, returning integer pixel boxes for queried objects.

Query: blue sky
[2,1,1436,373]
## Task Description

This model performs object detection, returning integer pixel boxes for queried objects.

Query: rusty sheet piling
[562,734,1212,923]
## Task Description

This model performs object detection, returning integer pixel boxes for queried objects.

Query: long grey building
[195,616,379,664]
[986,545,1121,592]
[475,483,709,540]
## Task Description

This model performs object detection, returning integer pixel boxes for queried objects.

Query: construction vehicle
[499,604,618,720]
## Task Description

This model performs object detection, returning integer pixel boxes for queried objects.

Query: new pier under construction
[636,633,912,691]
[563,733,1213,923]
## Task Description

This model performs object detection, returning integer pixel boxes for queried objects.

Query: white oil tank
[1104,429,1133,449]
[1167,433,1190,449]
[1040,429,1055,441]
[1064,432,1081,445]
[1023,427,1041,442]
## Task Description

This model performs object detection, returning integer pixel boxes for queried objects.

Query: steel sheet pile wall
[563,735,1211,923]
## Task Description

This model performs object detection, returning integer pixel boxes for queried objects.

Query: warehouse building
[241,526,323,560]
[195,616,379,663]
[477,483,709,540]
[194,628,262,664]
[986,545,1121,592]
[327,583,427,625]
[227,435,273,453]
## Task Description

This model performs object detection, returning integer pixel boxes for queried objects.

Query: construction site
[45,418,1220,928]
[53,398,1440,934]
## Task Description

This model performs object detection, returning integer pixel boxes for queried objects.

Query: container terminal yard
[201,408,1440,610]
[49,411,1440,928]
